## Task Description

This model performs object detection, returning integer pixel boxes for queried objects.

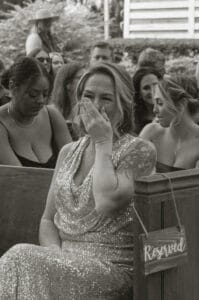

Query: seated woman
[140,77,199,172]
[49,52,65,77]
[0,56,71,168]
[0,62,156,299]
[132,67,162,134]
[51,62,86,140]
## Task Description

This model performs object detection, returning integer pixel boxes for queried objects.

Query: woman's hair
[1,56,50,91]
[132,67,162,133]
[49,52,64,61]
[158,77,199,116]
[171,74,199,101]
[27,48,53,96]
[75,62,134,137]
[51,62,85,119]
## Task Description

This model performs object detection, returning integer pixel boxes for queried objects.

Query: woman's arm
[0,124,22,166]
[39,142,73,250]
[93,139,156,215]
[93,141,134,214]
[80,99,156,215]
[47,105,72,149]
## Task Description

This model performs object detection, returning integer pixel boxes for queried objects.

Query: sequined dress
[0,134,156,300]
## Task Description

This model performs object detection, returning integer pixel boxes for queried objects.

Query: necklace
[7,105,35,128]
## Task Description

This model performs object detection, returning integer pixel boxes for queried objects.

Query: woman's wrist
[95,140,112,154]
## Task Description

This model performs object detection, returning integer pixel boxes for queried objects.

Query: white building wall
[123,0,199,39]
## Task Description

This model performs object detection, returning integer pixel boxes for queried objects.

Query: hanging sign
[133,173,188,276]
[140,226,188,275]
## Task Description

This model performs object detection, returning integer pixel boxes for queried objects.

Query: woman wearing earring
[0,62,156,299]
[0,56,71,168]
[140,77,199,172]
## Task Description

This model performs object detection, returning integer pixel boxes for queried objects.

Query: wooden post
[134,169,199,300]
[104,0,109,39]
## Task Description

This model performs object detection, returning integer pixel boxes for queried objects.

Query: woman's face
[152,85,175,127]
[140,74,159,105]
[80,73,119,124]
[51,54,64,75]
[13,76,49,117]
[36,50,51,73]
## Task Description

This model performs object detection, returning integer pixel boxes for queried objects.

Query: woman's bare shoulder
[139,122,165,141]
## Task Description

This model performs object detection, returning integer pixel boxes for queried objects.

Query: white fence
[123,0,199,39]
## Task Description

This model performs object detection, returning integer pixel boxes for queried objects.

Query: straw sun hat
[29,8,59,23]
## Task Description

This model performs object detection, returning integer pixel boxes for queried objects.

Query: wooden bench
[0,165,53,256]
[134,168,199,300]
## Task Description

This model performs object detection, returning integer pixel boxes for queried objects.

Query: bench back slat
[0,165,53,256]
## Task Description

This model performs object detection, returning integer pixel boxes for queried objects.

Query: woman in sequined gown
[0,62,156,300]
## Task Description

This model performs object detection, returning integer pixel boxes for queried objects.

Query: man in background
[90,41,113,65]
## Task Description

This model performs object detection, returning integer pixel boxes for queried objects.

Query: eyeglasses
[37,57,51,64]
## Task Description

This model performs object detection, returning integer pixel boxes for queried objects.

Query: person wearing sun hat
[26,8,60,55]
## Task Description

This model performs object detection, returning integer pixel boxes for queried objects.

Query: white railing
[123,0,199,39]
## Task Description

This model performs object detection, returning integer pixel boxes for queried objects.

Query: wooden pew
[1,165,199,299]
[0,165,53,256]
[134,168,199,300]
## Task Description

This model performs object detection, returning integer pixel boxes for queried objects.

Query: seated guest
[132,67,162,134]
[0,62,156,299]
[140,78,199,172]
[137,47,166,77]
[51,62,86,140]
[0,56,71,168]
[49,52,65,77]
[28,48,52,74]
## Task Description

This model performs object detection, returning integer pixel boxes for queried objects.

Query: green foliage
[0,0,104,67]
[108,38,199,63]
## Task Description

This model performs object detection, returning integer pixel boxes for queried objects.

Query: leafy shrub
[108,38,199,63]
